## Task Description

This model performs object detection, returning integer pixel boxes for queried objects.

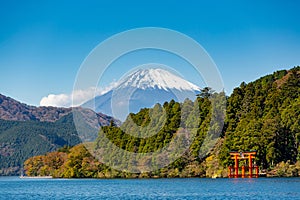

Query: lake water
[0,177,299,199]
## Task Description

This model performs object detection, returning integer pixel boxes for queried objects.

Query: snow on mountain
[118,68,200,91]
[82,68,201,121]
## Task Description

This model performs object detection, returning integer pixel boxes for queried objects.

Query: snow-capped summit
[118,68,201,91]
[82,68,201,121]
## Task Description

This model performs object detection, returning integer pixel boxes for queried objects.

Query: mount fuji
[82,68,201,121]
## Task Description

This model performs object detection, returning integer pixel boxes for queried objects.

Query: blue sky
[0,0,299,106]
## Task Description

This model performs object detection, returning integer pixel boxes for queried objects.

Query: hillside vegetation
[220,67,300,169]
[24,66,300,178]
[0,114,81,175]
[0,94,117,175]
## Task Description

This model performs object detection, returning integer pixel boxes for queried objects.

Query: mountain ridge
[0,93,71,122]
[0,93,118,127]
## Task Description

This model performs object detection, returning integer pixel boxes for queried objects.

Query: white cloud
[39,82,118,107]
[40,94,70,107]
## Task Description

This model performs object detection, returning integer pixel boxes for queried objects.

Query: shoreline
[15,175,300,179]
[19,175,53,179]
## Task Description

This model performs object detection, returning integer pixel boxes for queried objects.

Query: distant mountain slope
[0,94,118,175]
[0,93,117,127]
[82,68,201,120]
[0,94,71,122]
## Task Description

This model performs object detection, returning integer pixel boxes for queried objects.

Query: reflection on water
[0,177,299,200]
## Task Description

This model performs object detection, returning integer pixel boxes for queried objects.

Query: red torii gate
[228,151,259,178]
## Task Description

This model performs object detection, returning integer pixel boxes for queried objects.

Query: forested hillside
[0,94,118,175]
[24,66,300,178]
[0,114,81,175]
[220,66,300,169]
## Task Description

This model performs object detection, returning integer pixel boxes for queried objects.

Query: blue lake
[0,177,299,199]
